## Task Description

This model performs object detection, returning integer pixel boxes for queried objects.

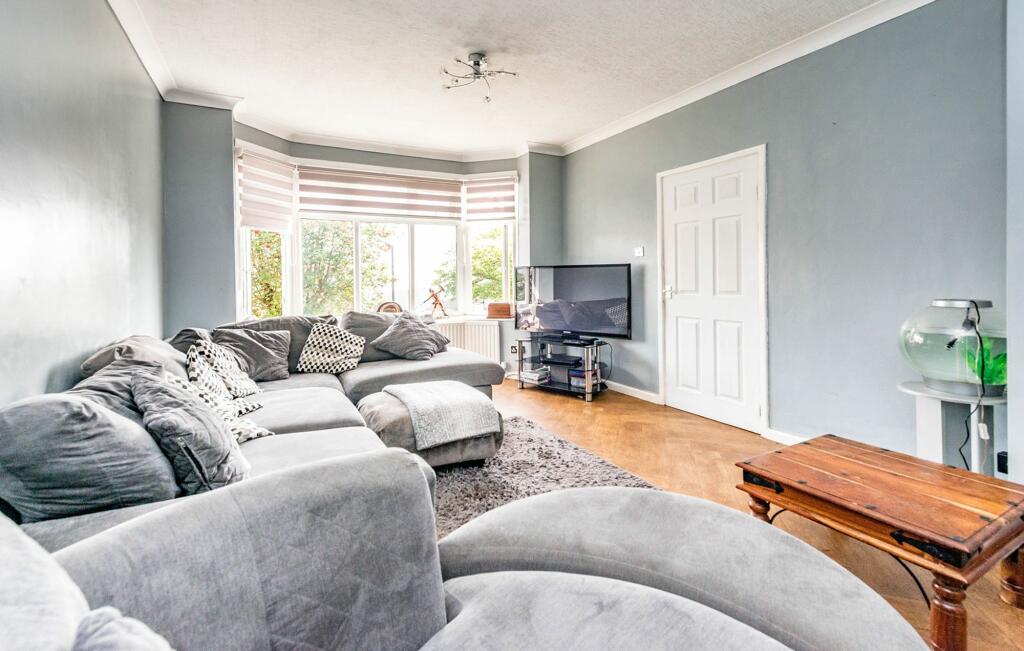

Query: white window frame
[235,140,517,319]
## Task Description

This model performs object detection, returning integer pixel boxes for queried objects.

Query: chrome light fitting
[441,52,517,103]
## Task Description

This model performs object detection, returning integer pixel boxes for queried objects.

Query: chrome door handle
[662,285,674,300]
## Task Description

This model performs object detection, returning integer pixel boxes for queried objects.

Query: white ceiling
[123,0,914,159]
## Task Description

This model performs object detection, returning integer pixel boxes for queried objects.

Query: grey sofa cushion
[245,387,364,434]
[210,328,290,381]
[371,314,449,360]
[218,315,336,372]
[357,391,503,467]
[340,311,399,362]
[423,571,788,651]
[340,347,506,403]
[167,327,211,354]
[81,335,188,380]
[243,427,436,501]
[438,487,928,651]
[66,359,165,422]
[0,515,89,650]
[132,374,250,495]
[243,426,385,475]
[73,607,171,650]
[257,373,343,392]
[0,394,178,523]
[23,500,174,553]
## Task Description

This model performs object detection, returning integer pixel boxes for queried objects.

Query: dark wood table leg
[1000,546,1024,608]
[930,576,967,651]
[748,496,770,523]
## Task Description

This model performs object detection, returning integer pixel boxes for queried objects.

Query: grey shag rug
[433,416,655,537]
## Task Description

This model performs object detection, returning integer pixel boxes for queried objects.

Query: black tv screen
[515,264,631,339]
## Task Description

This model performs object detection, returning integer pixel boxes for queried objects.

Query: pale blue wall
[1008,0,1023,481]
[162,103,236,334]
[525,153,564,266]
[561,0,1006,451]
[0,0,163,403]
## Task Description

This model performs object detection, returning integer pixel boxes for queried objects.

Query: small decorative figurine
[423,285,448,318]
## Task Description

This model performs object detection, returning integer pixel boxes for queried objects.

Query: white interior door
[660,148,765,432]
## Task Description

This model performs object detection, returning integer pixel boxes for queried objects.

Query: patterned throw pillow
[194,339,261,399]
[167,375,273,444]
[296,323,366,374]
[185,347,261,418]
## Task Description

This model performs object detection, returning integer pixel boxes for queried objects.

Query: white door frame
[655,144,769,434]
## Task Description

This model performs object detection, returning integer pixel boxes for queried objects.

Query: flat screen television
[515,264,631,339]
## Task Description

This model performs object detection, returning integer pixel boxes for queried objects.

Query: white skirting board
[510,374,809,445]
[604,380,663,404]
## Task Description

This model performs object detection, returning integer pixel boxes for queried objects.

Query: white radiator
[433,319,502,365]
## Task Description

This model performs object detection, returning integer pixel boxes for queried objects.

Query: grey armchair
[3,448,925,650]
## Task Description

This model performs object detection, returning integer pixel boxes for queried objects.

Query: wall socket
[510,345,518,354]
[634,246,645,257]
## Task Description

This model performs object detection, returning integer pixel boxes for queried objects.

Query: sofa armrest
[55,449,446,651]
[437,487,926,651]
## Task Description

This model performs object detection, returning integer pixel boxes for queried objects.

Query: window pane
[468,223,508,310]
[249,229,283,318]
[360,222,410,311]
[301,218,355,315]
[413,223,457,315]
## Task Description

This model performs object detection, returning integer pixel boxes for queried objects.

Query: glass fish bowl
[899,299,1007,396]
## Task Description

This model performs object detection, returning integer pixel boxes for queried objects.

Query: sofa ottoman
[357,391,503,467]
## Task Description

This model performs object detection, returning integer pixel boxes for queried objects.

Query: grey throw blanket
[383,381,501,451]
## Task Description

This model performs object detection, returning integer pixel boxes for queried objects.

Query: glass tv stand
[516,336,610,402]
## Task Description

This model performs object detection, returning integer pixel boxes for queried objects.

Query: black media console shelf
[516,337,611,402]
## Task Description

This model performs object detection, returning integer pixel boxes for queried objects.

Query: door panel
[661,150,763,432]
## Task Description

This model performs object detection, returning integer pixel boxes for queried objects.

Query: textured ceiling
[136,0,880,156]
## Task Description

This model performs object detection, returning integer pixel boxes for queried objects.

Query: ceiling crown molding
[107,0,174,95]
[165,88,243,110]
[561,0,936,154]
[239,114,553,163]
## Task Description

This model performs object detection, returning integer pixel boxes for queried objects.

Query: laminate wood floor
[493,380,1024,650]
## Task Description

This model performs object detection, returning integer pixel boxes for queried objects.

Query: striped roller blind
[237,152,296,232]
[463,176,516,221]
[298,167,463,219]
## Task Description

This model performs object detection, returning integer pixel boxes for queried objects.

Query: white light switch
[634,246,645,257]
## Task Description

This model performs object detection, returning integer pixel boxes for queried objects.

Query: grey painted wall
[0,1,163,403]
[515,154,531,266]
[561,0,1006,451]
[163,103,236,334]
[526,153,564,265]
[1008,1,1023,481]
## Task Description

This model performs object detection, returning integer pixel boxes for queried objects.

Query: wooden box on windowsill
[487,302,513,319]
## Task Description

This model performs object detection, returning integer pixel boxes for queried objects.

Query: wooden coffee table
[736,434,1024,651]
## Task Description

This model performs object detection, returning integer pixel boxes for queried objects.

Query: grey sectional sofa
[7,314,505,551]
[3,449,927,650]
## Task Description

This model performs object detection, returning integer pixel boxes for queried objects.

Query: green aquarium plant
[963,337,1008,386]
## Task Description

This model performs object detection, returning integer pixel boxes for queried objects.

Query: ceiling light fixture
[441,52,517,103]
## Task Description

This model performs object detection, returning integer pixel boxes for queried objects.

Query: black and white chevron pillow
[167,375,272,444]
[297,323,365,374]
[195,339,261,399]
[186,346,233,404]
[186,346,262,418]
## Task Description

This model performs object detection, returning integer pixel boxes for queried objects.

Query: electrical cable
[956,301,985,472]
[889,554,932,610]
[768,510,931,611]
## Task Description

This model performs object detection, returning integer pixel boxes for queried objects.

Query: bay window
[236,149,516,319]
